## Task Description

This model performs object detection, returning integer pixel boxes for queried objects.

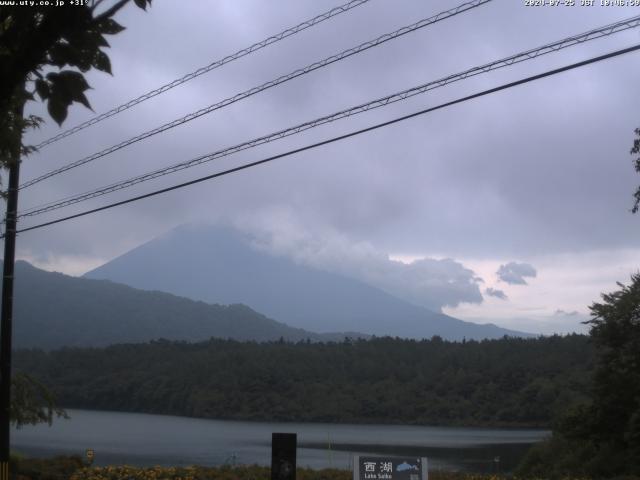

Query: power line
[20,0,491,190]
[10,43,640,238]
[33,0,374,150]
[18,14,640,219]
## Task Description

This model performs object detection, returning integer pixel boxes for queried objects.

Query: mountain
[85,224,531,340]
[5,260,354,349]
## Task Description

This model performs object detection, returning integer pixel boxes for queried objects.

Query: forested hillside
[15,335,593,427]
[4,261,358,348]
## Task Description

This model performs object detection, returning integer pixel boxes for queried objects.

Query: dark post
[0,103,22,480]
[271,432,296,480]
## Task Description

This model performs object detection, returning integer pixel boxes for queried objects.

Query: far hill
[85,224,531,340]
[5,261,354,349]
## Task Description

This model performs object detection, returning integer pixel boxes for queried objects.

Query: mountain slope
[85,224,530,340]
[5,261,351,349]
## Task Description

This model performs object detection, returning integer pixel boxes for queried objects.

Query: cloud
[13,1,640,334]
[234,208,483,312]
[485,287,508,300]
[497,262,537,285]
[16,0,640,269]
[16,251,108,277]
[554,309,580,317]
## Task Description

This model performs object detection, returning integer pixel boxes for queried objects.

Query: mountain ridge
[85,224,532,340]
[4,260,361,349]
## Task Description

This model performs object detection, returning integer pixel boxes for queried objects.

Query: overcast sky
[11,0,640,334]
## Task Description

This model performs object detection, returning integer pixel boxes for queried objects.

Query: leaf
[45,70,93,123]
[58,71,92,109]
[74,90,92,110]
[92,50,112,75]
[74,49,94,72]
[48,43,76,68]
[133,0,150,10]
[34,79,50,100]
[62,27,110,71]
[95,33,110,48]
[48,70,91,95]
[47,98,68,126]
[24,114,44,130]
[99,18,125,35]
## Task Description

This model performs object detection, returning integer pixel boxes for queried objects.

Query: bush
[12,455,84,480]
[9,459,525,480]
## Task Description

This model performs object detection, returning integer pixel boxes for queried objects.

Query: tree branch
[94,0,131,22]
[90,0,107,12]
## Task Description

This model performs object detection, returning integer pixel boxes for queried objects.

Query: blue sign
[353,455,428,480]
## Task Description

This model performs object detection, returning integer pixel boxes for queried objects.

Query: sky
[10,0,640,335]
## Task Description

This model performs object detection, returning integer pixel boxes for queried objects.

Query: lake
[12,409,548,472]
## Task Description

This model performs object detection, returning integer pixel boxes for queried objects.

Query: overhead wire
[33,0,375,150]
[17,13,640,219]
[19,0,492,190]
[9,43,640,238]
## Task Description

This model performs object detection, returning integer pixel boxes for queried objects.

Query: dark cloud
[485,287,508,300]
[10,0,640,285]
[554,309,580,316]
[497,262,537,285]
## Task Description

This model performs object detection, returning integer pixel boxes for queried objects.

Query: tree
[0,0,152,470]
[581,273,640,474]
[10,372,67,428]
[632,128,640,213]
[518,275,640,478]
[1,0,152,170]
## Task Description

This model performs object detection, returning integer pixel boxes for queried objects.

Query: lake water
[12,409,548,473]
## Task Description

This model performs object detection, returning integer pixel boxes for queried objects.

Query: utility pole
[0,98,23,480]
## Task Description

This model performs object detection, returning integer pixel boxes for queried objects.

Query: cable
[18,14,640,219]
[9,43,640,238]
[20,0,491,190]
[33,0,374,150]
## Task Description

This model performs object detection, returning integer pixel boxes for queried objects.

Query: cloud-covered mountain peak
[85,223,531,340]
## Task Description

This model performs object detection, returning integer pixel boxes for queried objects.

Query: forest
[14,334,592,428]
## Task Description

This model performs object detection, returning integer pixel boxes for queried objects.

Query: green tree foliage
[0,0,151,172]
[10,372,67,428]
[15,335,593,428]
[632,128,640,213]
[518,275,640,478]
[0,0,151,426]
